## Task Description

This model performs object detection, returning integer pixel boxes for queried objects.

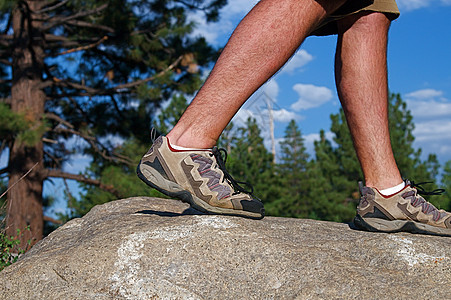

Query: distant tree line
[65,92,451,223]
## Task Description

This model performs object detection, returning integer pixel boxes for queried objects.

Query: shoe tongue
[358,181,365,195]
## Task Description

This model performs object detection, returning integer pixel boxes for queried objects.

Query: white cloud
[222,0,259,15]
[405,89,451,120]
[304,131,335,145]
[63,153,92,174]
[397,0,451,11]
[436,144,451,155]
[405,88,443,100]
[188,12,229,44]
[414,120,451,142]
[280,50,313,74]
[262,79,279,100]
[302,131,335,156]
[271,109,303,122]
[412,119,451,163]
[404,88,451,163]
[407,100,451,120]
[397,0,432,11]
[189,0,259,45]
[290,83,333,111]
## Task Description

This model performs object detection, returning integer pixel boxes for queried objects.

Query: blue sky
[189,0,451,167]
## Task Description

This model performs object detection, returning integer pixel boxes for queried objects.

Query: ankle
[166,130,217,149]
[365,172,403,192]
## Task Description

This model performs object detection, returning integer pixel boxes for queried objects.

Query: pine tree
[223,118,278,208]
[0,0,226,247]
[310,130,356,222]
[266,120,310,217]
[438,160,451,211]
[388,93,443,206]
[388,93,437,182]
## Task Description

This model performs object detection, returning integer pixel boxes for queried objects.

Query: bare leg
[167,0,346,148]
[335,12,403,190]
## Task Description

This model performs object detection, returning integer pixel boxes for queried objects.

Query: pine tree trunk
[6,1,46,248]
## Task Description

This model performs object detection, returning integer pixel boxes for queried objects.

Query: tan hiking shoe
[354,180,451,237]
[137,136,265,219]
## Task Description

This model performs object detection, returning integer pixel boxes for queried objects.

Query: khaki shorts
[311,0,400,36]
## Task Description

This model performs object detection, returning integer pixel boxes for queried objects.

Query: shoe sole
[137,161,264,219]
[354,215,451,237]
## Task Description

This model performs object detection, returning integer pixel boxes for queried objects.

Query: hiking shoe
[354,180,451,237]
[137,136,265,219]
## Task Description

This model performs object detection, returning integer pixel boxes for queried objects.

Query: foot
[354,180,451,237]
[137,136,265,219]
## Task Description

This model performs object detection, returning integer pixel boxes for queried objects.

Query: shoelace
[406,181,446,221]
[410,181,445,196]
[211,146,254,195]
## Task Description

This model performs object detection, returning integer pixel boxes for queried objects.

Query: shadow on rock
[135,207,205,217]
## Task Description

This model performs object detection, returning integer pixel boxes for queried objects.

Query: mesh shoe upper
[138,136,264,218]
[357,180,451,230]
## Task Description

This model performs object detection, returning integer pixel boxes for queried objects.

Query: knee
[360,12,391,28]
[338,11,391,35]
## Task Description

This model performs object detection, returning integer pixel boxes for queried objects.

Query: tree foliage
[265,120,310,217]
[0,0,226,247]
[217,118,279,206]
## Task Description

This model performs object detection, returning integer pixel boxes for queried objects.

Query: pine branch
[112,55,183,91]
[45,169,122,198]
[0,162,41,200]
[52,55,183,97]
[65,20,114,33]
[0,34,12,47]
[66,96,92,124]
[42,138,58,144]
[45,112,132,166]
[44,112,74,129]
[44,149,62,167]
[43,33,68,42]
[62,177,75,201]
[42,3,108,31]
[43,215,63,225]
[53,126,95,142]
[110,95,125,119]
[44,34,106,51]
[0,59,12,66]
[33,0,70,14]
[53,36,108,57]
[50,125,133,166]
[0,167,8,175]
[51,79,98,95]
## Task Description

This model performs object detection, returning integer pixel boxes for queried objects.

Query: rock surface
[0,197,450,299]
